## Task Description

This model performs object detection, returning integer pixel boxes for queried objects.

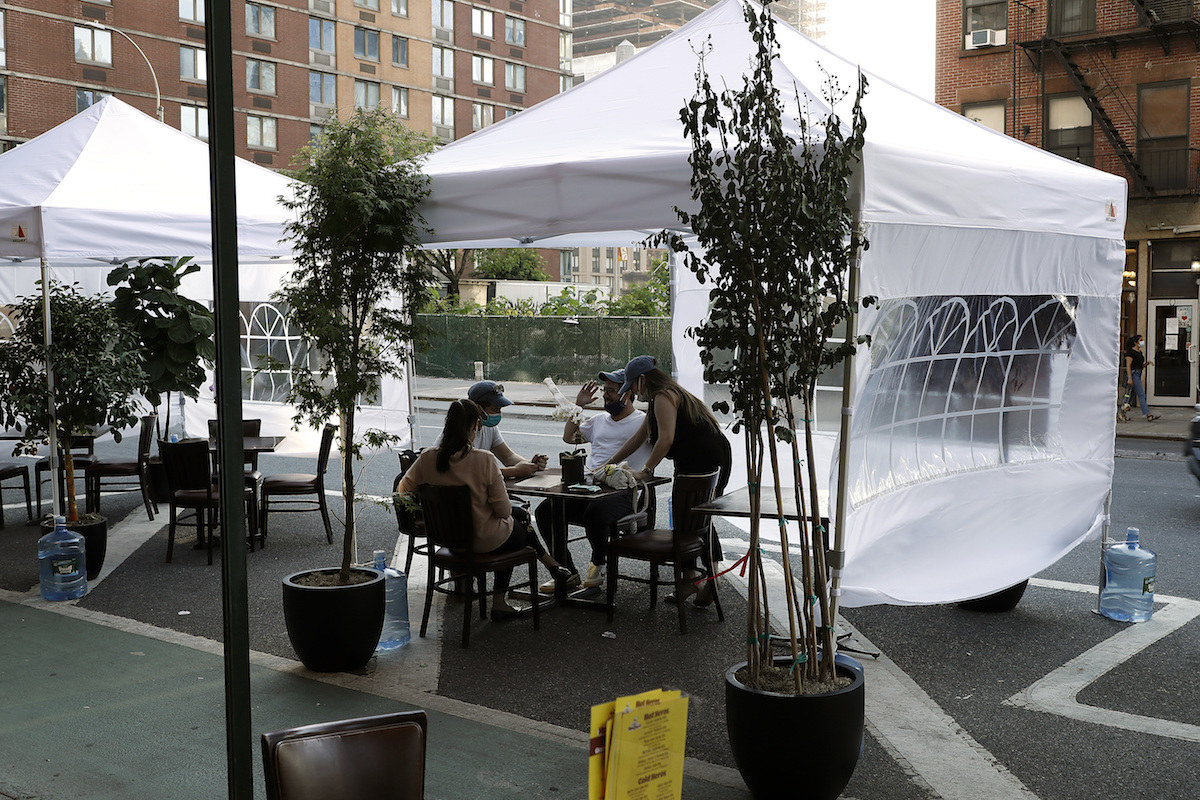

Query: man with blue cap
[437,380,548,480]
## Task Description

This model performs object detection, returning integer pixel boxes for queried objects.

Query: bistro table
[206,435,286,457]
[506,468,670,609]
[692,485,832,555]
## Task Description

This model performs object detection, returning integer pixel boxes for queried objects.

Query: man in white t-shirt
[435,381,547,479]
[534,368,652,591]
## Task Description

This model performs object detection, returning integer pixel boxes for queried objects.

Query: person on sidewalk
[605,355,732,607]
[533,369,652,593]
[437,380,549,479]
[1124,335,1160,422]
[396,399,573,620]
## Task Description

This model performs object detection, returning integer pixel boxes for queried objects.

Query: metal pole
[40,258,60,519]
[203,2,253,797]
[88,22,164,122]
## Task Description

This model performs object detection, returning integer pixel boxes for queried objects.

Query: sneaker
[539,568,580,594]
[581,562,605,588]
[1146,414,1161,421]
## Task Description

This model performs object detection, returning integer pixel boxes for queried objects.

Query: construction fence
[415,315,673,383]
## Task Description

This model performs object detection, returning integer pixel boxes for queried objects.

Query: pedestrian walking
[1123,334,1160,422]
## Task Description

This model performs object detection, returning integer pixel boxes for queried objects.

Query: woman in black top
[1123,334,1159,421]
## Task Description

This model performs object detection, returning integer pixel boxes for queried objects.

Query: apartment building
[0,0,570,167]
[937,0,1200,406]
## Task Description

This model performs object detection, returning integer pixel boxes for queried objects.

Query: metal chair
[208,417,264,538]
[606,471,723,634]
[417,483,540,648]
[84,414,157,520]
[160,438,257,565]
[392,449,428,574]
[260,423,337,543]
[261,710,428,800]
[0,461,32,527]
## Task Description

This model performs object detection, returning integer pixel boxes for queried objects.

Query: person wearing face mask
[396,399,574,620]
[434,380,548,479]
[533,369,653,592]
[1123,335,1160,422]
[605,355,732,607]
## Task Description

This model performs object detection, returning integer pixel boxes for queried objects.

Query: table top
[693,485,829,522]
[206,435,285,454]
[506,468,669,500]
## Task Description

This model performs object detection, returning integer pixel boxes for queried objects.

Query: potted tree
[0,281,147,580]
[107,256,217,502]
[653,6,869,798]
[267,108,436,673]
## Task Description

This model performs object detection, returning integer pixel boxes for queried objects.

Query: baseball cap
[468,380,513,408]
[618,355,657,395]
[597,368,626,385]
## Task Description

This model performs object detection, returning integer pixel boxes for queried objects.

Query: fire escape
[1018,1,1200,197]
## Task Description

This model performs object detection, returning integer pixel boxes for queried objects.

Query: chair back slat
[317,423,338,474]
[137,415,157,465]
[670,471,719,540]
[393,450,422,534]
[417,483,475,552]
[160,439,212,492]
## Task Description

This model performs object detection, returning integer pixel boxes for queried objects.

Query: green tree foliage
[472,248,551,281]
[652,5,868,691]
[0,282,146,522]
[273,107,436,582]
[107,256,215,437]
[605,257,669,316]
[414,248,474,297]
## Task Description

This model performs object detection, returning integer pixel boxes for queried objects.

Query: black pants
[490,507,547,594]
[534,492,635,571]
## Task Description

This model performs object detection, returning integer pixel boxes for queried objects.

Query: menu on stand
[588,688,688,800]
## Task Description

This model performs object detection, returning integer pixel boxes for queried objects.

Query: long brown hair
[436,399,483,472]
[640,368,721,436]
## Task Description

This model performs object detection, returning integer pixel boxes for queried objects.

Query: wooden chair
[392,449,427,574]
[417,483,540,648]
[261,710,428,800]
[208,418,264,537]
[0,461,33,528]
[606,471,723,634]
[260,423,336,543]
[160,438,257,565]
[35,437,96,519]
[84,414,157,520]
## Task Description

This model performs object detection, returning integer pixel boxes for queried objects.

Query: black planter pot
[281,568,385,673]
[957,580,1029,613]
[726,652,865,800]
[44,517,107,581]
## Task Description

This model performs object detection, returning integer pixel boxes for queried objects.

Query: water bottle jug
[373,550,411,650]
[1099,527,1156,623]
[39,516,87,601]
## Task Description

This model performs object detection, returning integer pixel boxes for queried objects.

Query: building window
[76,88,111,113]
[393,0,409,16]
[181,104,208,141]
[505,107,518,118]
[560,0,571,27]
[246,3,276,38]
[354,79,381,108]
[432,94,454,127]
[472,55,494,85]
[180,45,207,82]
[179,0,205,23]
[392,86,409,117]
[355,28,380,61]
[472,102,493,130]
[472,8,494,38]
[355,0,381,9]
[310,71,336,105]
[432,0,454,31]
[247,115,277,149]
[1045,94,1092,165]
[1139,81,1190,191]
[505,62,525,92]
[559,31,572,71]
[1149,239,1200,298]
[0,76,8,115]
[963,0,1006,37]
[0,11,6,68]
[310,19,336,54]
[393,36,409,67]
[1048,0,1094,36]
[962,100,1005,134]
[505,16,526,46]
[246,60,276,94]
[432,46,454,78]
[75,26,113,66]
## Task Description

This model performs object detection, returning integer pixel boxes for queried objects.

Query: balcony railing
[1085,146,1200,197]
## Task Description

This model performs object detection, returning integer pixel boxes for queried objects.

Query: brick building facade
[936,0,1200,406]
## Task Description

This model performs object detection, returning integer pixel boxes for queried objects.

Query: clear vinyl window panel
[848,294,1078,505]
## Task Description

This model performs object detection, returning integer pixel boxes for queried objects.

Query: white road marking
[1006,578,1200,742]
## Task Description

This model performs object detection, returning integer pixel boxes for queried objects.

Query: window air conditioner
[311,0,333,13]
[966,28,1001,49]
[434,27,452,42]
[312,52,332,66]
[434,76,453,91]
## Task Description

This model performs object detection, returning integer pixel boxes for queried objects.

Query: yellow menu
[588,689,688,800]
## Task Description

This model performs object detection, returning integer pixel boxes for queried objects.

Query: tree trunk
[339,407,356,584]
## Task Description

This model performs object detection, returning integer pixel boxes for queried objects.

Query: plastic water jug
[1099,527,1156,623]
[39,516,87,601]
[373,550,411,650]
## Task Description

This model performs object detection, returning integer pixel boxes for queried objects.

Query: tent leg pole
[41,258,60,520]
[1097,491,1113,614]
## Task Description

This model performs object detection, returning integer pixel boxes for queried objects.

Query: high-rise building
[935,0,1200,407]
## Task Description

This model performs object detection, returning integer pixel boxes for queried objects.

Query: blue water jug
[373,550,411,650]
[1099,527,1156,623]
[39,516,87,601]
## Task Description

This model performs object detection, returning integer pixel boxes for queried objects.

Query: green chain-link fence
[416,315,673,382]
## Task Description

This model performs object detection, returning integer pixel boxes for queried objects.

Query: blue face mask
[481,414,502,428]
[604,400,626,416]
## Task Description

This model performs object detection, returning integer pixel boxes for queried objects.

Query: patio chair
[261,710,428,800]
[160,438,258,565]
[208,417,265,540]
[84,414,157,520]
[0,461,33,528]
[392,449,427,574]
[418,483,540,648]
[606,471,723,634]
[260,423,337,544]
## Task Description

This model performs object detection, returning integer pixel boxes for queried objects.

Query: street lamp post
[88,22,164,122]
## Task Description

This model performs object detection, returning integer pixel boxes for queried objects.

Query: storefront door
[1147,300,1198,405]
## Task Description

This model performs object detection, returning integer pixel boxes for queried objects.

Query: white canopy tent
[0,97,414,457]
[419,0,1127,605]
